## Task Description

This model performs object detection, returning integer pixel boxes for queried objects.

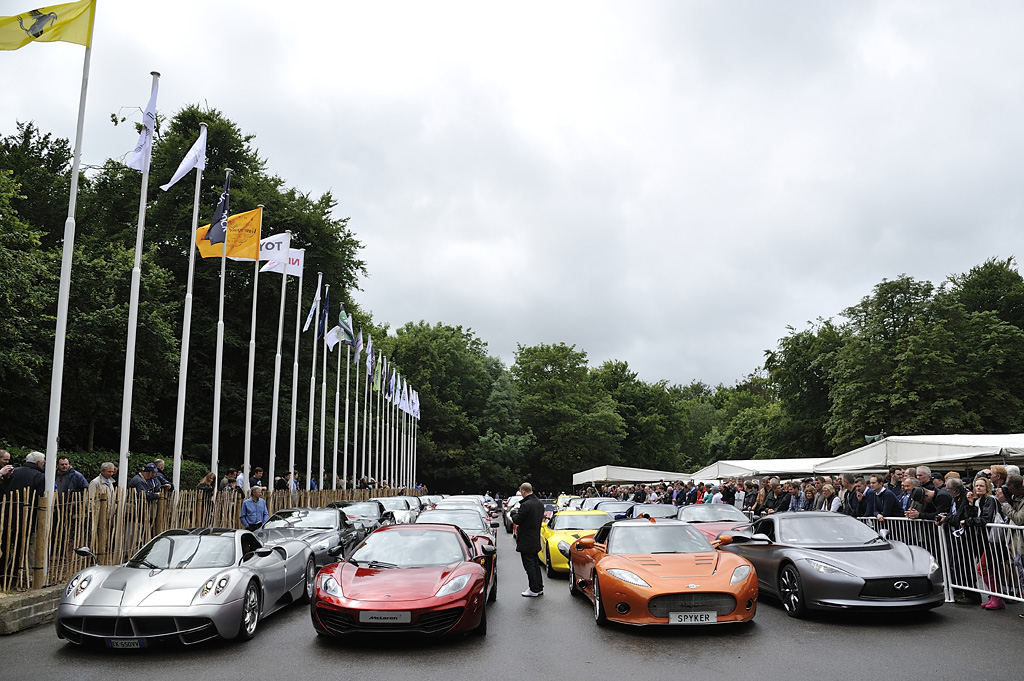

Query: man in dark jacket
[5,451,46,499]
[511,482,545,597]
[863,474,900,520]
[55,456,89,499]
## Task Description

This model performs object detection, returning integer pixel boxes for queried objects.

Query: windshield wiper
[864,536,886,545]
[366,560,399,569]
[129,558,160,570]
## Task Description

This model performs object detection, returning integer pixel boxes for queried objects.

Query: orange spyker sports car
[561,518,758,626]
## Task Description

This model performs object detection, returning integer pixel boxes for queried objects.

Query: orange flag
[195,207,261,260]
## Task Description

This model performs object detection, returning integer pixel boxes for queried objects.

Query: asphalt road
[7,526,1017,680]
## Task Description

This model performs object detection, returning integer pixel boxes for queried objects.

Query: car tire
[593,575,608,626]
[487,570,498,603]
[238,581,260,640]
[569,561,580,597]
[779,564,808,619]
[298,557,316,605]
[545,547,558,578]
[473,602,488,636]
[505,519,513,534]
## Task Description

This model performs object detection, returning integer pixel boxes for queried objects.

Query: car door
[728,517,784,594]
[581,525,611,592]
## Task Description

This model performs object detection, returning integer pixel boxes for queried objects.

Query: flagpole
[332,340,341,490]
[211,168,232,485]
[267,232,291,499]
[361,345,369,485]
[319,305,329,494]
[375,356,382,485]
[241,207,263,492]
[42,28,95,584]
[342,345,352,490]
[352,355,362,486]
[289,267,304,495]
[306,279,323,491]
[170,122,207,497]
[116,71,160,489]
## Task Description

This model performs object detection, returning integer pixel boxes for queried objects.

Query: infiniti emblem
[686,584,699,589]
[893,580,910,591]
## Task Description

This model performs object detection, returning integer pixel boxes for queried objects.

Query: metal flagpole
[170,122,207,497]
[43,28,95,584]
[352,353,362,487]
[319,300,330,494]
[211,168,232,486]
[117,71,160,490]
[375,354,383,485]
[342,345,352,489]
[289,265,304,495]
[267,232,291,497]
[241,207,263,491]
[361,347,369,485]
[332,339,341,490]
[306,280,323,490]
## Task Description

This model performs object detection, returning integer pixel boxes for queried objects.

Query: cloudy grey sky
[4,1,1024,388]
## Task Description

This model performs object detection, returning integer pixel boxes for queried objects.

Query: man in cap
[128,463,162,501]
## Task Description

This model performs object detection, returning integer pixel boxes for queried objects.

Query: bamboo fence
[0,486,412,592]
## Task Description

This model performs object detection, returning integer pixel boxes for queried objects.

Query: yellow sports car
[556,494,581,509]
[539,510,613,577]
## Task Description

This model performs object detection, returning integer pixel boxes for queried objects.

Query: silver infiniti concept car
[56,527,315,647]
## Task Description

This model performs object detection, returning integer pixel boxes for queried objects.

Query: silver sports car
[56,527,315,647]
[717,511,944,618]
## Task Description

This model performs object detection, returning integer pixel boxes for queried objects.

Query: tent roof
[689,458,831,480]
[572,465,692,486]
[813,433,1024,474]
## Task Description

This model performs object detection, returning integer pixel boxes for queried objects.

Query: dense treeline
[4,112,1024,493]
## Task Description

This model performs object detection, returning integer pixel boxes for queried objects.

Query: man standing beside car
[512,482,544,597]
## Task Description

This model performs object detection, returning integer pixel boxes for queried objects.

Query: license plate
[669,611,717,624]
[106,638,144,649]
[358,610,412,624]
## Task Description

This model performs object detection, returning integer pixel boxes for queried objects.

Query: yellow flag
[0,0,95,50]
[195,207,262,260]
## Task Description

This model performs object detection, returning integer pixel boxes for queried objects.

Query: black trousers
[520,550,544,593]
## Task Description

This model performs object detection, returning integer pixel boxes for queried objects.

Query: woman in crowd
[964,476,1004,610]
[801,484,815,510]
[820,483,841,512]
[742,481,758,512]
[196,471,216,522]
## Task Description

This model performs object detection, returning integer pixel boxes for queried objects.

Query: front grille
[316,607,465,635]
[860,577,932,599]
[58,616,217,645]
[648,593,737,618]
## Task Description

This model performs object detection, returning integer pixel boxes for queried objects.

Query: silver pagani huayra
[56,528,315,647]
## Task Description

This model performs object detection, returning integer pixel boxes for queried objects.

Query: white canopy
[689,458,831,481]
[813,433,1024,474]
[572,465,692,486]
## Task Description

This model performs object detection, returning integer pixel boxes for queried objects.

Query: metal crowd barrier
[859,516,1024,604]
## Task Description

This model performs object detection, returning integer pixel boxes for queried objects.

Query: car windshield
[678,504,748,523]
[778,515,881,544]
[608,524,713,555]
[376,498,410,511]
[552,513,612,530]
[595,502,633,513]
[264,509,337,530]
[128,535,236,569]
[566,498,584,510]
[632,505,678,518]
[417,511,486,531]
[350,529,465,567]
[341,502,380,519]
[581,497,615,510]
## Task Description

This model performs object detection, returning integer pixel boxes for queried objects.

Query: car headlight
[730,565,752,585]
[435,574,472,598]
[66,573,92,598]
[606,569,650,588]
[928,554,939,574]
[556,540,570,555]
[805,558,855,577]
[320,574,343,598]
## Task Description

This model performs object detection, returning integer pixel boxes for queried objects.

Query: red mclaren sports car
[311,523,496,637]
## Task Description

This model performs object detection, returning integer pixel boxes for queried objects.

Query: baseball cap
[142,463,157,473]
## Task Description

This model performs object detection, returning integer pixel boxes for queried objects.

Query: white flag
[260,247,305,277]
[259,233,290,261]
[127,80,159,172]
[302,272,323,332]
[325,326,342,351]
[160,126,207,191]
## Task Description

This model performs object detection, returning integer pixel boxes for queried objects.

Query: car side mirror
[490,520,499,528]
[480,544,497,557]
[255,547,273,557]
[878,528,890,540]
[328,545,345,558]
[353,522,364,532]
[750,533,772,544]
[577,537,595,550]
[75,546,98,565]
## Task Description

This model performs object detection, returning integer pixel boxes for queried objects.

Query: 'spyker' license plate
[669,611,717,624]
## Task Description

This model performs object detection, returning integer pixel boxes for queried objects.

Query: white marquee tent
[813,434,1024,474]
[688,458,831,481]
[571,465,693,486]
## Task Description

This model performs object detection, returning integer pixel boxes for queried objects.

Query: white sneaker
[521,589,543,597]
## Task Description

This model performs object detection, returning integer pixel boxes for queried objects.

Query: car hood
[258,527,329,544]
[340,564,468,602]
[692,521,746,540]
[790,541,932,577]
[549,529,600,543]
[615,552,721,578]
[68,565,230,607]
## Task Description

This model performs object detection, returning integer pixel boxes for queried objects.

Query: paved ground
[7,526,1017,680]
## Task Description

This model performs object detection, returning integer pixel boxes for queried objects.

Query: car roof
[555,510,612,516]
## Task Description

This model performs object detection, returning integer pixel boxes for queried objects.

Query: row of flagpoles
[2,0,423,583]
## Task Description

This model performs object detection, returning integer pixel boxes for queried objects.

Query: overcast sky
[4,1,1024,388]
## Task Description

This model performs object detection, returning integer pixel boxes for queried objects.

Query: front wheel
[545,547,557,578]
[473,602,488,636]
[568,561,580,597]
[487,570,498,603]
[298,557,316,604]
[593,575,608,626]
[779,564,808,618]
[237,581,260,640]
